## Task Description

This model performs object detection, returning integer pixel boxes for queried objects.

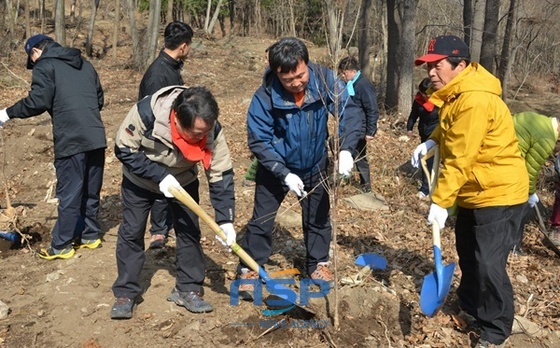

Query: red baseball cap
[414,35,470,66]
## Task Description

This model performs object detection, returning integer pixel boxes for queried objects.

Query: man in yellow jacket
[411,35,528,348]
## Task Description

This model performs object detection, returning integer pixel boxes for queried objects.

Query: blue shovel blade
[355,253,387,270]
[419,262,456,317]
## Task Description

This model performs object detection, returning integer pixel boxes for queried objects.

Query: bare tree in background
[479,0,499,72]
[357,0,372,79]
[55,0,66,45]
[145,0,162,67]
[497,0,519,99]
[85,0,100,57]
[463,0,486,62]
[113,0,120,61]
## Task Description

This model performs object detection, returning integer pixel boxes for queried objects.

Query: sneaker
[242,179,256,187]
[417,191,428,200]
[360,184,372,193]
[149,234,167,249]
[110,297,136,319]
[548,230,560,246]
[73,238,102,250]
[236,268,259,302]
[452,309,478,331]
[310,263,335,287]
[510,245,526,256]
[167,288,213,313]
[37,246,75,260]
[476,339,504,348]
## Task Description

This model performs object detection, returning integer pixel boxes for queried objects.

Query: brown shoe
[149,234,167,249]
[310,263,335,287]
[237,268,259,301]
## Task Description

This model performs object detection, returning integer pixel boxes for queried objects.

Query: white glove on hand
[159,174,181,198]
[338,150,354,177]
[427,203,448,228]
[216,223,236,249]
[528,193,539,208]
[284,173,307,197]
[0,109,9,128]
[411,139,436,168]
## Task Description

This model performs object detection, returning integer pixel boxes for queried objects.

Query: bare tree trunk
[146,0,161,67]
[166,0,173,23]
[358,0,372,79]
[25,0,31,38]
[207,0,224,36]
[55,0,66,45]
[204,0,211,32]
[324,0,342,58]
[288,0,296,36]
[126,0,143,69]
[471,0,486,62]
[497,0,517,100]
[398,0,417,117]
[86,0,100,57]
[480,0,499,72]
[113,0,120,61]
[385,0,399,111]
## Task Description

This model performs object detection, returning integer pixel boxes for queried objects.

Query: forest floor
[0,21,560,348]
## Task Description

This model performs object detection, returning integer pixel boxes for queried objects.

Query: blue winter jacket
[247,62,362,180]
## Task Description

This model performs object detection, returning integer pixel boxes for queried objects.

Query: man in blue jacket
[0,34,106,260]
[235,37,362,300]
[338,56,380,193]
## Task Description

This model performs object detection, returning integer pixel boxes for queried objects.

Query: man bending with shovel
[411,35,528,348]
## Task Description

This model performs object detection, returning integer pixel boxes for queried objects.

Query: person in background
[411,35,528,348]
[0,34,106,260]
[337,56,379,193]
[138,21,194,249]
[512,111,560,254]
[235,37,362,301]
[407,77,440,199]
[549,154,560,246]
[111,86,235,319]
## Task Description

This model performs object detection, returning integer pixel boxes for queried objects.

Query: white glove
[216,222,236,248]
[0,109,9,128]
[338,150,354,177]
[158,174,181,198]
[411,139,436,168]
[284,173,307,197]
[528,193,539,208]
[427,203,448,228]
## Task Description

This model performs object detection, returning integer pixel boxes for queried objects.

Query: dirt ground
[0,29,560,348]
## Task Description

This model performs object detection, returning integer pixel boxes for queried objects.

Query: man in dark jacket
[111,86,235,319]
[338,56,380,193]
[235,37,362,300]
[138,21,193,249]
[0,34,106,260]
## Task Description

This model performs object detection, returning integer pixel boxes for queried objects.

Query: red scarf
[414,92,435,112]
[169,110,212,170]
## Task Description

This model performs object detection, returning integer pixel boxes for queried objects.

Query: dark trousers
[354,138,371,187]
[51,149,104,249]
[112,177,204,299]
[455,203,525,345]
[149,199,173,236]
[237,161,331,275]
[419,156,434,195]
[551,176,560,226]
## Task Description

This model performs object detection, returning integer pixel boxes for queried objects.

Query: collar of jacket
[266,62,325,110]
[429,62,502,107]
[159,49,184,70]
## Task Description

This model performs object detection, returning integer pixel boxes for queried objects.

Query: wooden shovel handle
[167,186,265,279]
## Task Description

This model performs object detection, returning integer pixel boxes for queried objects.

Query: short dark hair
[447,56,471,69]
[164,21,193,50]
[419,78,431,94]
[173,87,219,130]
[338,56,359,72]
[268,37,309,74]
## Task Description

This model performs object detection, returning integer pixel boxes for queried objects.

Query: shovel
[533,205,560,257]
[341,253,387,285]
[167,185,303,309]
[419,147,456,317]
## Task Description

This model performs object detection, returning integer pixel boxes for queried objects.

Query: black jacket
[406,92,439,142]
[351,73,379,137]
[6,42,106,159]
[138,50,184,100]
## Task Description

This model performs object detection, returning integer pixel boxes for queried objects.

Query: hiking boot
[360,184,372,193]
[237,268,259,302]
[310,263,335,287]
[73,238,102,250]
[476,339,504,348]
[167,288,213,313]
[242,178,256,187]
[149,234,167,249]
[37,246,75,260]
[548,230,560,246]
[110,297,136,319]
[454,309,478,331]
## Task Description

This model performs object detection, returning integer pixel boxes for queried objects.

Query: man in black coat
[0,34,106,260]
[338,57,380,193]
[138,21,193,249]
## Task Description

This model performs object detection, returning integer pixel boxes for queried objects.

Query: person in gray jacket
[111,86,236,319]
[0,34,106,260]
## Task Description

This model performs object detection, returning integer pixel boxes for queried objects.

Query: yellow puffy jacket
[429,63,528,209]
